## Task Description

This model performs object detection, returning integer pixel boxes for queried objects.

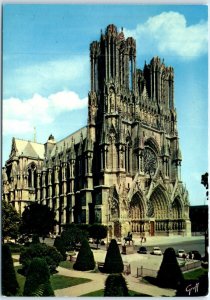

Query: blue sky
[2,4,208,206]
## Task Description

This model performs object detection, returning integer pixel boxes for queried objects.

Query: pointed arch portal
[129,192,146,233]
[147,186,185,235]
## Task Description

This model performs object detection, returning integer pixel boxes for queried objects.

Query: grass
[183,268,208,280]
[141,267,209,285]
[59,260,74,270]
[51,275,91,290]
[81,289,151,297]
[14,266,91,295]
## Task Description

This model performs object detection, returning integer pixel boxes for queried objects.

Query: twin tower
[3,24,191,238]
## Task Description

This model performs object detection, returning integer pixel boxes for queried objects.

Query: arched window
[28,163,37,189]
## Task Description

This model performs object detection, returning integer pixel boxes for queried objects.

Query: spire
[161,133,169,157]
[78,132,83,156]
[176,140,182,161]
[48,155,53,169]
[10,137,18,158]
[100,115,109,145]
[37,157,42,173]
[42,154,47,171]
[54,146,60,167]
[70,138,76,160]
[173,139,182,162]
[84,127,93,152]
[62,142,67,163]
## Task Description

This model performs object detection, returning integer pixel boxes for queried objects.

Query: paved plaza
[13,235,204,297]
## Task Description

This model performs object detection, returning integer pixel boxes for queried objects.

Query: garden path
[54,266,176,297]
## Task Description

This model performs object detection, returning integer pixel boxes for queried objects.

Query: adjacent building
[2,24,191,238]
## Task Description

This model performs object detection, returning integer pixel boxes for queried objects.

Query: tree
[2,244,19,296]
[23,257,54,296]
[2,200,21,242]
[54,236,66,260]
[201,172,208,200]
[103,239,124,273]
[89,224,107,248]
[19,243,62,275]
[61,224,88,251]
[20,202,57,240]
[31,234,40,244]
[104,274,128,296]
[157,247,184,289]
[73,238,95,271]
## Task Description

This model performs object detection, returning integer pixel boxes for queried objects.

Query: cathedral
[2,24,191,238]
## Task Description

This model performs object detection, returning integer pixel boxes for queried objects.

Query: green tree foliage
[19,243,62,275]
[31,234,40,244]
[103,239,124,274]
[54,236,67,261]
[201,172,208,200]
[201,172,208,190]
[61,224,88,251]
[73,238,95,271]
[2,200,21,242]
[157,247,184,289]
[2,244,19,296]
[20,202,57,240]
[104,273,128,296]
[88,224,107,248]
[23,257,54,296]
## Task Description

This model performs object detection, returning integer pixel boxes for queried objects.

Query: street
[45,235,205,256]
[138,238,205,256]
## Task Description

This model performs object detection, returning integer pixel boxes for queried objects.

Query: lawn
[14,266,91,295]
[183,268,208,280]
[59,260,74,270]
[51,275,91,290]
[81,289,151,296]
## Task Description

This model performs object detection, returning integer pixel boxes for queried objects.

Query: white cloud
[3,91,88,135]
[3,56,89,99]
[124,11,208,59]
[49,91,88,113]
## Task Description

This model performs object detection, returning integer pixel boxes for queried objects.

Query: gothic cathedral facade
[2,24,191,238]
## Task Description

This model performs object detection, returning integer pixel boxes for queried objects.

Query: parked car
[177,249,187,258]
[150,247,162,255]
[138,246,147,254]
[188,250,202,260]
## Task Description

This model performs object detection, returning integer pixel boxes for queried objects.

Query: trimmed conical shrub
[54,236,67,260]
[104,273,129,296]
[73,238,95,271]
[103,239,124,273]
[2,244,19,296]
[23,257,54,296]
[157,247,184,289]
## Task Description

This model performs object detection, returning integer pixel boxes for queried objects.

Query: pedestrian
[140,236,143,245]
